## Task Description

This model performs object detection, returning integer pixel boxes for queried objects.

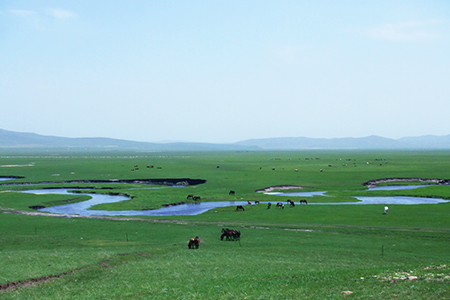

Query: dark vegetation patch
[0,178,206,187]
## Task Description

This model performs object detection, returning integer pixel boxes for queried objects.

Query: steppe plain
[1,150,449,299]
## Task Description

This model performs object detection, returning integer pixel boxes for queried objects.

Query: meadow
[1,150,449,299]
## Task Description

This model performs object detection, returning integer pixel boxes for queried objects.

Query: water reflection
[263,191,327,197]
[0,178,15,181]
[367,185,432,191]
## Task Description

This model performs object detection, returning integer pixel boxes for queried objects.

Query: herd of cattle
[188,228,241,249]
[187,190,308,249]
[187,190,308,211]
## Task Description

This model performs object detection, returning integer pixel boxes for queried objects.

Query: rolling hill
[1,129,450,151]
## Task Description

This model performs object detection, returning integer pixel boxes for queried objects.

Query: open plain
[1,150,449,299]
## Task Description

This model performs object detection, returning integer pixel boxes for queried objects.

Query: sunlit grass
[1,150,450,298]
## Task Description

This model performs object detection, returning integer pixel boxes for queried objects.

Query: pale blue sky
[1,1,449,143]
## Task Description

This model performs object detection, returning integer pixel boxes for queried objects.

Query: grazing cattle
[267,202,272,209]
[384,206,389,214]
[287,199,295,207]
[255,201,260,204]
[236,205,245,211]
[221,228,241,241]
[320,169,323,172]
[300,199,308,205]
[295,169,298,172]
[187,194,194,200]
[229,190,235,195]
[276,202,284,209]
[247,201,252,205]
[188,236,200,249]
[193,196,201,201]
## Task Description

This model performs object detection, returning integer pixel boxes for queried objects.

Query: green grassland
[1,150,449,299]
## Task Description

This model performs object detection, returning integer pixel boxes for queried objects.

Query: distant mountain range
[1,129,450,151]
[235,135,450,150]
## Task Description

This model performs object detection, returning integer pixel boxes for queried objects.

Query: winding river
[16,184,450,216]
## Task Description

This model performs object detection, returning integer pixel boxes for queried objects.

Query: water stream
[16,184,449,216]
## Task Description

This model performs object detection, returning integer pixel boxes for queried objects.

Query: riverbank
[362,177,450,188]
[255,185,304,193]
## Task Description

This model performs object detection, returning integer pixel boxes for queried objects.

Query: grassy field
[1,150,449,299]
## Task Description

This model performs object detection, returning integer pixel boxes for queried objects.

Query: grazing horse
[247,201,252,205]
[193,196,201,201]
[287,199,295,207]
[236,205,245,211]
[186,194,194,200]
[221,228,241,241]
[255,200,260,204]
[300,199,308,205]
[229,190,235,195]
[188,236,200,249]
[267,202,272,209]
[276,202,284,209]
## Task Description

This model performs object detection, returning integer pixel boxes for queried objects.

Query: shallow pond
[18,184,450,216]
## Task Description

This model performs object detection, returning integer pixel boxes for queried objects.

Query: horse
[188,236,200,249]
[193,196,201,201]
[229,190,235,195]
[276,202,284,209]
[287,199,295,207]
[236,205,245,211]
[221,228,241,241]
[300,199,307,204]
[247,201,252,205]
[255,200,260,204]
[186,194,194,200]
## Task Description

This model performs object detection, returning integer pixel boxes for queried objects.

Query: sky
[1,1,449,144]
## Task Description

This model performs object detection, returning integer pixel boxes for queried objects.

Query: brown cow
[188,236,200,249]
